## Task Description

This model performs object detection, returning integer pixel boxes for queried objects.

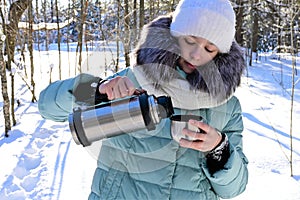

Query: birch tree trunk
[289,19,295,177]
[116,0,120,71]
[249,0,259,66]
[0,8,11,136]
[76,0,87,74]
[124,0,130,67]
[0,44,11,136]
[28,1,36,103]
[139,0,144,29]
[6,0,31,126]
[55,0,62,80]
[6,0,30,69]
[235,0,245,45]
[288,0,299,177]
[132,0,138,47]
[67,0,71,76]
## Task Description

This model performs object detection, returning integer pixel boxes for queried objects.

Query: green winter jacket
[38,15,248,200]
[38,68,248,200]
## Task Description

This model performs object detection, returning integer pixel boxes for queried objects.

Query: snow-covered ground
[0,46,300,199]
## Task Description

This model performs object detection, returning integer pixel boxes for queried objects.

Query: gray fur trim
[188,41,246,100]
[134,15,246,101]
[134,15,181,87]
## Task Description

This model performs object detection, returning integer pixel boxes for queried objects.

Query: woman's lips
[185,61,196,70]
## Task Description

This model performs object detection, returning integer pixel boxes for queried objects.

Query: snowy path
[232,58,300,199]
[0,54,300,199]
[0,103,71,199]
[0,103,95,199]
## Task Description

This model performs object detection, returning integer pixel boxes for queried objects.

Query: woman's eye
[205,47,214,53]
[184,38,195,45]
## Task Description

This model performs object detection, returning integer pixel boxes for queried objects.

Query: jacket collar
[132,15,246,108]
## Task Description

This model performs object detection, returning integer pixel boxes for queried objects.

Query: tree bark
[124,0,130,67]
[249,0,259,66]
[0,9,11,136]
[251,9,259,53]
[132,0,138,46]
[76,0,87,74]
[6,0,31,68]
[235,0,244,45]
[5,0,31,126]
[116,0,120,71]
[139,0,144,29]
[55,0,62,80]
[28,1,36,103]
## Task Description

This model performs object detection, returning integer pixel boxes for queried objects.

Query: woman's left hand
[179,119,222,152]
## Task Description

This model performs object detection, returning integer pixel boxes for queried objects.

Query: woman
[38,0,248,199]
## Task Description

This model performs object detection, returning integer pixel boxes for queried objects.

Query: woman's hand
[98,76,136,100]
[179,119,222,152]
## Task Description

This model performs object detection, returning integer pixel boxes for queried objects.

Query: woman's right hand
[98,76,136,100]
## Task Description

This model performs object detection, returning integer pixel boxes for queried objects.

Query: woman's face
[178,36,219,74]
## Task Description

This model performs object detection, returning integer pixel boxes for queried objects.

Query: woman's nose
[190,46,203,61]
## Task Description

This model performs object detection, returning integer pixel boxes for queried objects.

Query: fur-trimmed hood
[133,15,246,108]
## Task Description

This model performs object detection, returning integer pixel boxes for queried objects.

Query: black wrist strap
[206,133,230,174]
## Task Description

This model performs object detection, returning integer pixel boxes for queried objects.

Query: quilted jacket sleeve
[202,97,249,199]
[38,73,100,122]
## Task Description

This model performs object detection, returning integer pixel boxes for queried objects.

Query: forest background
[0,0,299,199]
[0,0,299,182]
[0,0,299,133]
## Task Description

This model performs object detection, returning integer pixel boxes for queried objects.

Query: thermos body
[69,93,174,147]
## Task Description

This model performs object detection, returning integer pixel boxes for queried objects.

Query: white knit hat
[170,0,236,53]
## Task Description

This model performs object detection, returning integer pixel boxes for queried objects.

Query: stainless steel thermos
[69,93,174,146]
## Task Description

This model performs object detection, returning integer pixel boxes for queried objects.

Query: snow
[0,46,300,199]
